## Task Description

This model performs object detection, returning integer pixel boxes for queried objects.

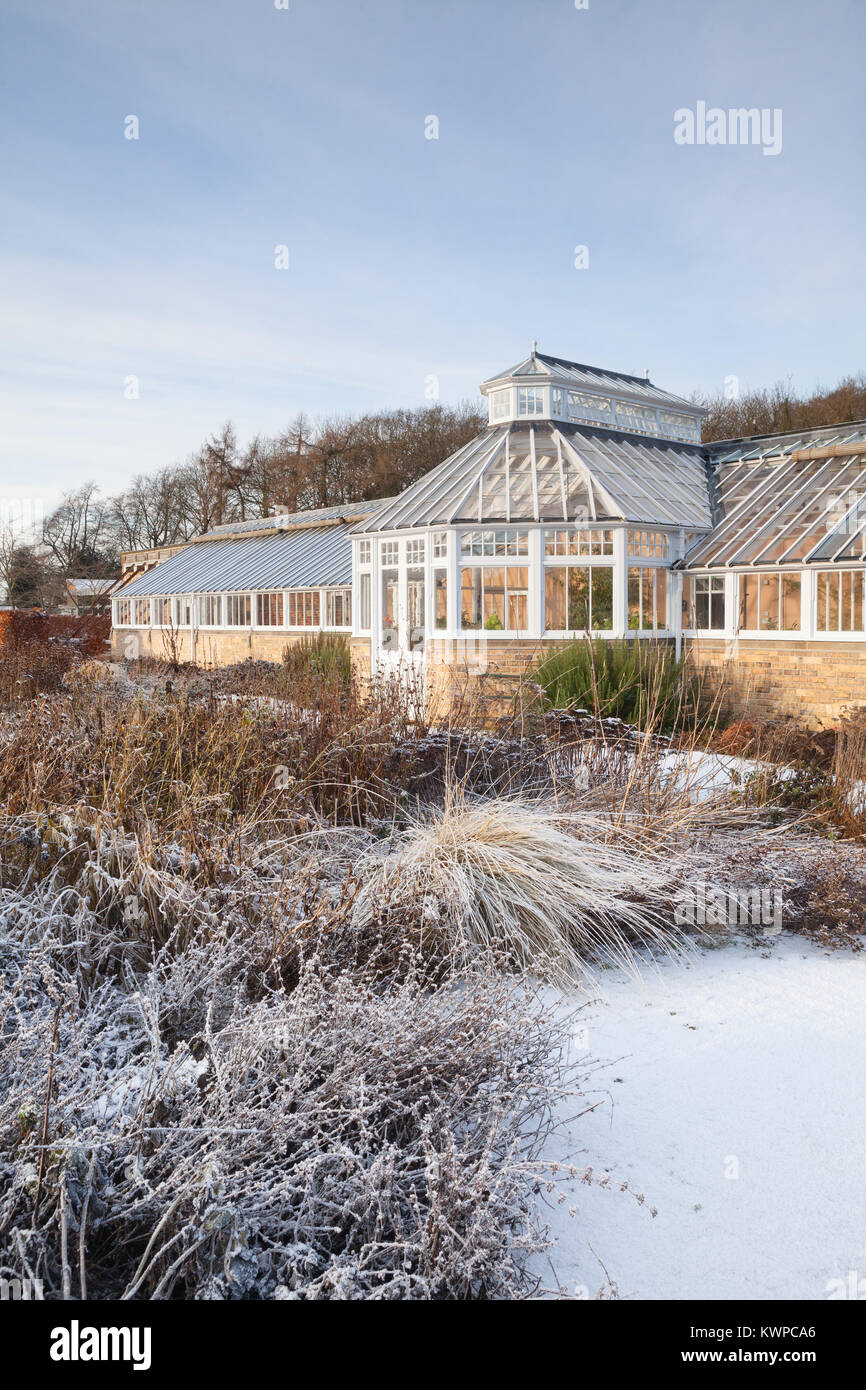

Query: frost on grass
[351,795,675,987]
[0,858,581,1300]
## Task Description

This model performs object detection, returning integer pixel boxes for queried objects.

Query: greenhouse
[111,347,866,723]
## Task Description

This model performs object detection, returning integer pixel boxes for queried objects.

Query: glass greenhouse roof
[684,423,866,568]
[351,422,712,532]
[482,352,700,412]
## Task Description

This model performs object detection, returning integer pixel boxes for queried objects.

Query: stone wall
[685,637,866,727]
[425,636,553,720]
[111,627,866,727]
[349,636,372,683]
[110,627,323,666]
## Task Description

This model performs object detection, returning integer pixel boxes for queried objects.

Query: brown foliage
[0,610,110,704]
[697,373,866,444]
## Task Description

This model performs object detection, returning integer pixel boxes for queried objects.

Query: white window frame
[226,593,252,627]
[736,570,804,637]
[517,386,544,418]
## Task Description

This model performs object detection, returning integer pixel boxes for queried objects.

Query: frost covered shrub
[0,888,576,1299]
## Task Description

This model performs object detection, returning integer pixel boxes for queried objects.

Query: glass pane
[434,570,447,629]
[816,572,830,631]
[628,568,641,630]
[545,567,566,630]
[382,573,398,648]
[740,574,758,630]
[781,575,800,631]
[854,573,864,631]
[507,566,528,630]
[758,574,780,630]
[591,567,613,629]
[407,570,425,651]
[568,567,590,630]
[827,572,840,630]
[482,567,506,630]
[695,582,710,629]
[683,575,696,628]
[654,571,667,629]
[460,568,482,629]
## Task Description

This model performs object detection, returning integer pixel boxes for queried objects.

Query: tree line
[1,401,486,606]
[696,372,866,442]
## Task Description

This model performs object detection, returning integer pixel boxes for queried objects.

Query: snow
[657,748,787,802]
[540,933,866,1300]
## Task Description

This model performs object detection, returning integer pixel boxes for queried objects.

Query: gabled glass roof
[684,424,866,567]
[351,422,712,531]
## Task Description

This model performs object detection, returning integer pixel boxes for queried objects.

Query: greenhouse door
[376,562,426,707]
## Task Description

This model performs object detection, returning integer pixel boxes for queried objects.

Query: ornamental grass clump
[351,792,674,986]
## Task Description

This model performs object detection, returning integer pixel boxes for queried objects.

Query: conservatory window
[568,391,612,422]
[358,540,372,566]
[432,531,448,559]
[198,595,221,627]
[461,529,529,557]
[407,569,425,652]
[115,598,131,626]
[327,589,352,628]
[616,403,659,435]
[460,566,528,631]
[256,592,284,627]
[359,573,371,631]
[816,571,865,632]
[491,389,511,419]
[628,530,670,559]
[153,597,171,626]
[658,410,699,443]
[226,594,251,626]
[517,387,544,417]
[406,538,425,565]
[683,575,725,631]
[287,591,320,627]
[545,566,613,631]
[434,570,448,629]
[133,598,151,626]
[545,528,614,557]
[381,572,398,649]
[551,387,565,416]
[628,568,668,631]
[739,573,800,632]
[381,540,399,566]
[174,597,193,626]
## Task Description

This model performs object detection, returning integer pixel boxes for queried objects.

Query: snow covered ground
[538,933,866,1300]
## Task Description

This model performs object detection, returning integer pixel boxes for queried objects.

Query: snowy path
[538,935,866,1300]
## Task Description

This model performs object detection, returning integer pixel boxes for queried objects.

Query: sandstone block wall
[685,638,866,727]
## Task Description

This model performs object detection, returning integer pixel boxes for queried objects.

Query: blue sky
[2,0,865,512]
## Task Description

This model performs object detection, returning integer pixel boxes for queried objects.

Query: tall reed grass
[533,636,701,732]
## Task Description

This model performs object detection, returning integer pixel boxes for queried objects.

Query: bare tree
[111,468,190,551]
[0,526,56,607]
[42,483,116,577]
